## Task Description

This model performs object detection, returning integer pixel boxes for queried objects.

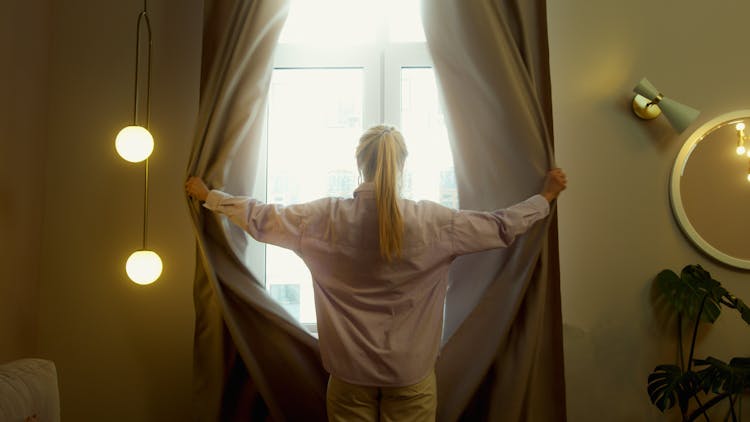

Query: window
[263,0,456,331]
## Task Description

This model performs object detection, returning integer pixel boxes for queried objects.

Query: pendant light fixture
[117,0,162,285]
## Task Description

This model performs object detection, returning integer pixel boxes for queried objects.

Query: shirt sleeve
[203,190,307,252]
[451,194,550,256]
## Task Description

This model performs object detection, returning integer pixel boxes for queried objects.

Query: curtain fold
[187,1,328,421]
[188,0,565,420]
[423,0,566,421]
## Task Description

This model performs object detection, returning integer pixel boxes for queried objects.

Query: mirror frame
[670,109,750,270]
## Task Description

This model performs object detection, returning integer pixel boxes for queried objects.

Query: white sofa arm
[0,358,60,422]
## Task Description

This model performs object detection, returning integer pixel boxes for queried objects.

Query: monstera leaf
[649,264,750,419]
[647,364,700,413]
[654,265,725,323]
[694,356,750,395]
[726,295,750,325]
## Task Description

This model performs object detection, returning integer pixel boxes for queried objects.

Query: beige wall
[548,1,750,420]
[0,0,51,363]
[35,0,201,419]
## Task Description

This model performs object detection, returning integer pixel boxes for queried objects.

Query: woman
[186,125,567,422]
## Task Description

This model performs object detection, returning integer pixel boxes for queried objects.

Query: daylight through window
[263,0,456,330]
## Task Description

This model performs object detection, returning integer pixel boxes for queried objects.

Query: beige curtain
[187,1,328,421]
[423,0,566,420]
[187,0,566,420]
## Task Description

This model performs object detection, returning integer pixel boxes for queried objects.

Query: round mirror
[671,110,750,270]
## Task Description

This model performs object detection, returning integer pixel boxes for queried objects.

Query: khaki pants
[326,372,437,422]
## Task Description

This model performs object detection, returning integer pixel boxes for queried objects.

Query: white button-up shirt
[204,182,549,387]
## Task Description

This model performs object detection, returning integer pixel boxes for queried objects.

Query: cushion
[0,359,60,422]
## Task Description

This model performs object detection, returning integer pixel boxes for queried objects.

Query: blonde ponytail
[356,126,408,262]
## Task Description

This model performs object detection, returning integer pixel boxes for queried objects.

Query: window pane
[266,68,363,324]
[385,0,426,43]
[400,68,457,208]
[269,284,301,320]
[278,0,426,45]
[279,0,379,45]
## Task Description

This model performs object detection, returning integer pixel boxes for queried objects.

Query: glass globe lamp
[115,126,154,163]
[126,249,163,285]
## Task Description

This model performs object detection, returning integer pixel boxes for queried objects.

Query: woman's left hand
[186,176,209,202]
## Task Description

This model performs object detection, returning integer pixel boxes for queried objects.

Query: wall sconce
[117,0,162,285]
[632,77,700,133]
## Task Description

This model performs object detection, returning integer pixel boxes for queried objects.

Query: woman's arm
[186,176,307,251]
[451,169,567,255]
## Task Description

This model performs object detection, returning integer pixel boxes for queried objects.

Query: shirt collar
[353,182,375,198]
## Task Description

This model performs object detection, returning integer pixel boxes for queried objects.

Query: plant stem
[688,295,708,372]
[695,396,710,422]
[728,394,737,422]
[688,392,731,421]
[678,313,685,371]
[687,295,710,422]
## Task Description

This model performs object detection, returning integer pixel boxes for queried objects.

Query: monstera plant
[648,264,750,421]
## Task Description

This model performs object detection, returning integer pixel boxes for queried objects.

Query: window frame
[272,41,434,128]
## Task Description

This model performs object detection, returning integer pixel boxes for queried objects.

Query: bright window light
[279,0,425,45]
[400,68,457,208]
[384,0,426,43]
[267,69,363,203]
[279,0,379,45]
[266,68,363,324]
[263,0,454,330]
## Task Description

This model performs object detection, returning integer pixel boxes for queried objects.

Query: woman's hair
[356,125,408,262]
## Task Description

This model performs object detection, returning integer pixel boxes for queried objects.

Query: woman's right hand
[541,168,567,203]
[186,176,210,202]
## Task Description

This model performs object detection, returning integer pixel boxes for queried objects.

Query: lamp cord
[143,158,150,250]
[132,9,152,128]
[132,0,152,250]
